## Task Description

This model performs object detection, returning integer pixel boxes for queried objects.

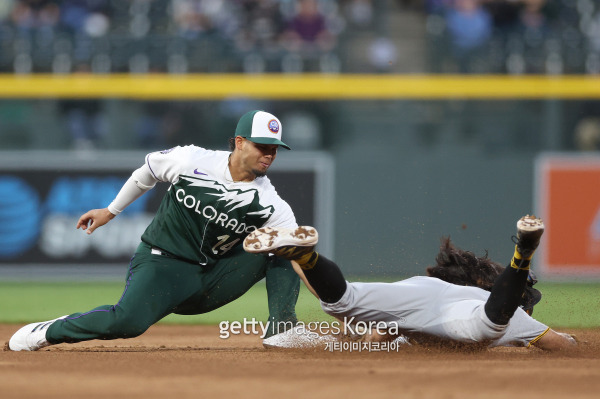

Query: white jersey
[321,276,549,348]
[139,145,297,264]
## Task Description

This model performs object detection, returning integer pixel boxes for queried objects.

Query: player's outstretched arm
[532,329,577,351]
[76,208,116,235]
[76,163,158,236]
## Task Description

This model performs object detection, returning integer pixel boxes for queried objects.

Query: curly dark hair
[426,237,542,315]
[426,237,504,290]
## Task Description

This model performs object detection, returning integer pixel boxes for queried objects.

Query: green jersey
[140,145,297,265]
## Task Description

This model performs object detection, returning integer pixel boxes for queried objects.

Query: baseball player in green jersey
[8,110,301,351]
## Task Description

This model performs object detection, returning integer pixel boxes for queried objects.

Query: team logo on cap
[268,119,279,134]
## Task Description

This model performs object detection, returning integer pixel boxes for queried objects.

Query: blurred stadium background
[1,0,600,285]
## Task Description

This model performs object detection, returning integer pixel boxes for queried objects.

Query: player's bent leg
[172,248,301,340]
[485,215,544,325]
[244,226,347,303]
[172,248,270,316]
[439,302,507,344]
[171,248,302,340]
[244,226,318,260]
[300,254,348,303]
[171,247,298,338]
[48,305,155,343]
[264,256,300,337]
[46,245,206,346]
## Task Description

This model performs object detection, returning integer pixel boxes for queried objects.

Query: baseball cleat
[515,215,545,259]
[243,226,318,260]
[262,325,335,349]
[8,315,67,351]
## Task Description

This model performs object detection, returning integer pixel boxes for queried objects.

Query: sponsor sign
[0,152,328,265]
[535,154,600,277]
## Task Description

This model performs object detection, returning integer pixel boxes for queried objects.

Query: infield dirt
[1,324,599,399]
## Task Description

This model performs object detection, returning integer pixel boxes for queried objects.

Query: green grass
[0,281,598,328]
[531,283,600,328]
[0,281,329,325]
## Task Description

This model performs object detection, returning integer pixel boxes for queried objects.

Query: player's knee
[483,302,514,325]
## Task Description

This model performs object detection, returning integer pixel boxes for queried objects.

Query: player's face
[241,139,278,178]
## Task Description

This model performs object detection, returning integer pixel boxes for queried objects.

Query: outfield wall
[0,75,598,280]
[0,151,334,279]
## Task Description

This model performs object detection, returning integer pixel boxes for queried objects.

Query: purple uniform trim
[146,153,162,182]
[64,255,136,320]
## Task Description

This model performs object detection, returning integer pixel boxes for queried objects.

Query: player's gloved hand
[76,208,116,235]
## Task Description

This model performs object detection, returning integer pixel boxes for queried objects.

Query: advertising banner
[0,151,332,266]
[536,154,600,277]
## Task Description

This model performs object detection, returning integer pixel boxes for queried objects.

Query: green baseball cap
[235,110,291,150]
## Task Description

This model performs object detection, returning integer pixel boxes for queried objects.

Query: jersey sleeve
[107,175,150,215]
[263,198,298,229]
[145,145,198,184]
